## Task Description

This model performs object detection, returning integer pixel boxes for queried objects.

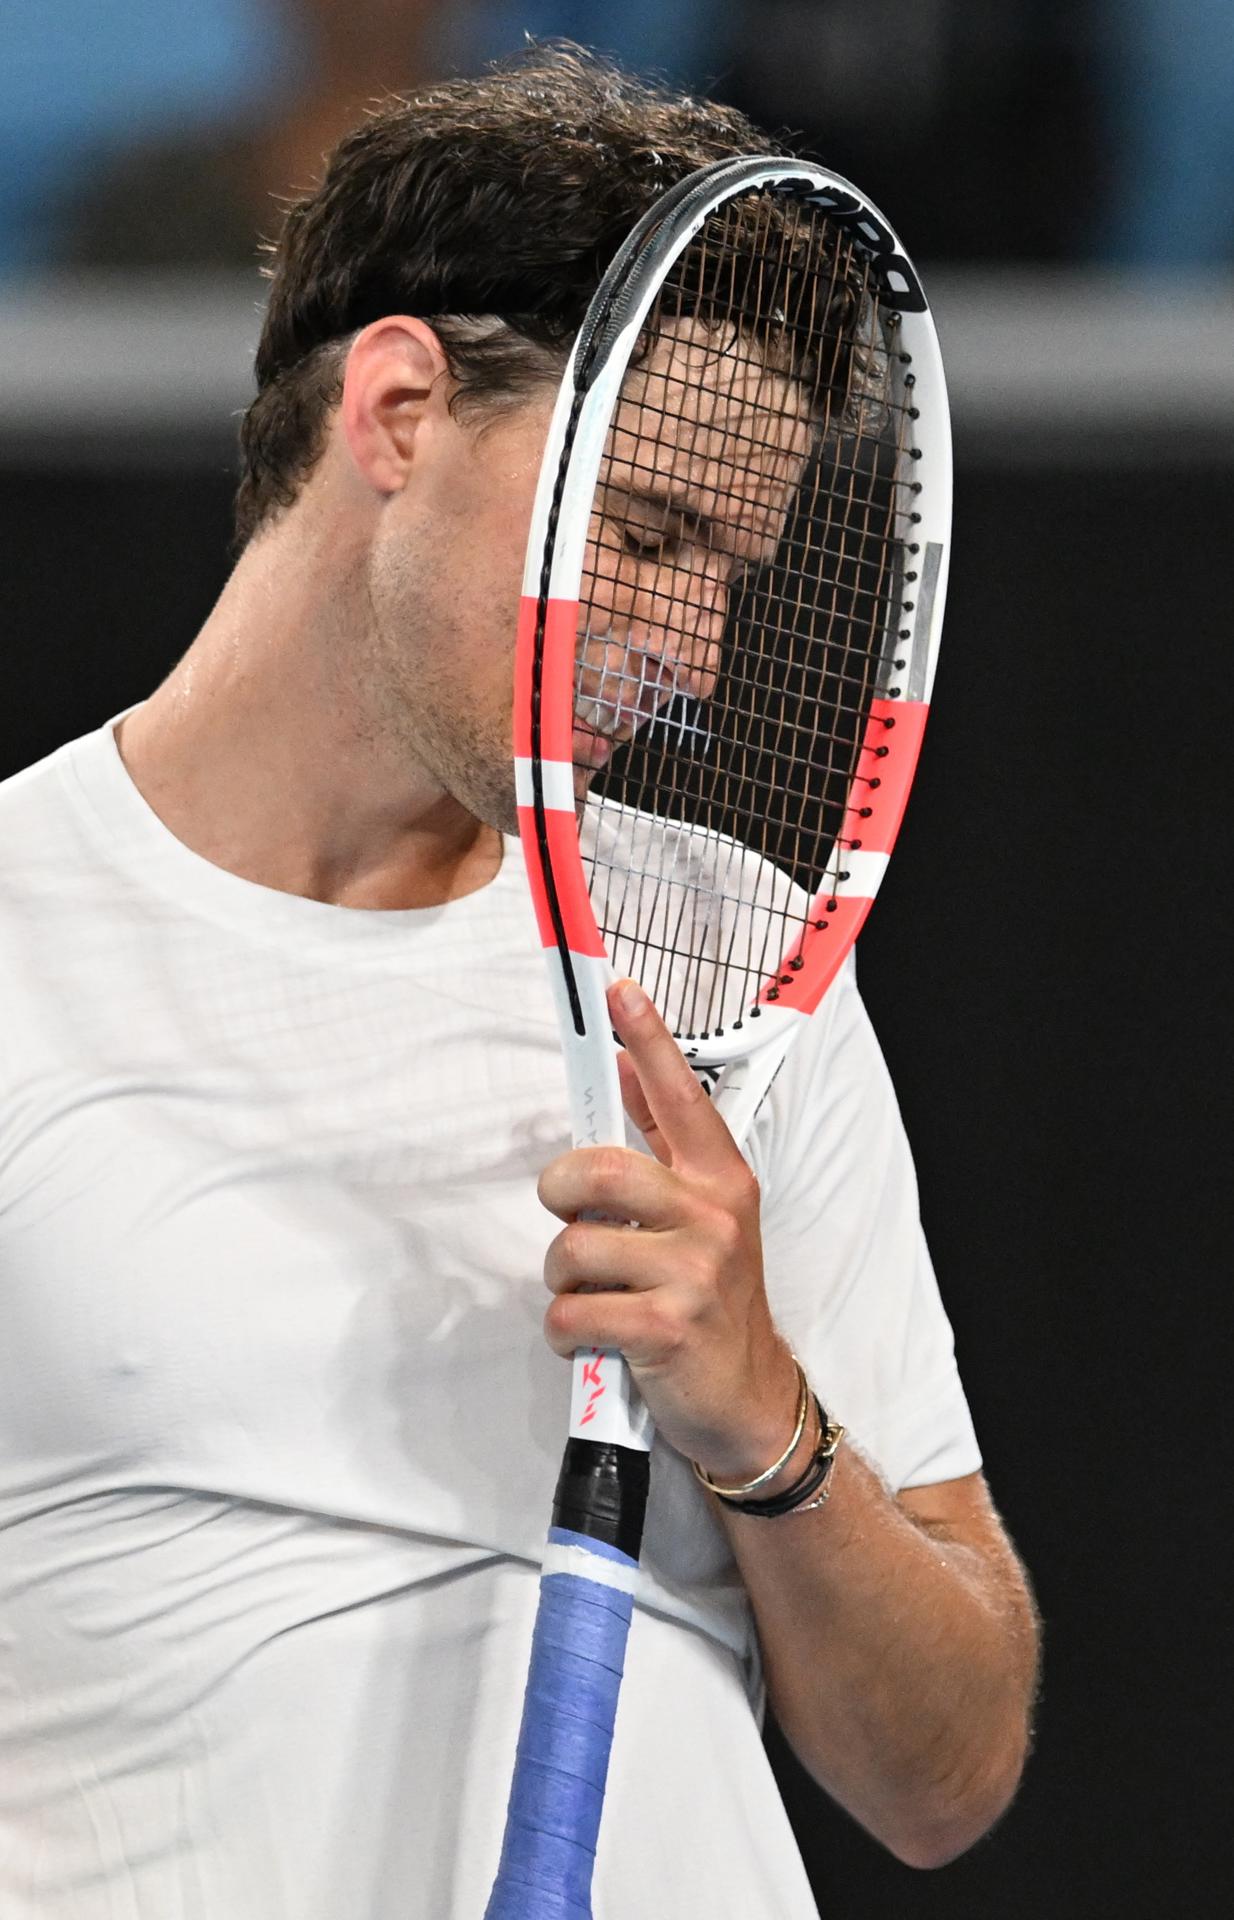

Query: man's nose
[655,563,727,703]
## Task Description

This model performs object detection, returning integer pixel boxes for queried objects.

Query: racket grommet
[750,1007,761,1018]
[858,807,873,819]
[850,840,863,851]
[868,778,881,789]
[883,716,897,730]
[909,542,920,553]
[909,406,920,420]
[904,372,916,387]
[905,571,918,582]
[899,627,912,638]
[875,744,890,757]
[910,510,922,523]
[826,899,838,912]
[766,988,780,1001]
[910,448,922,460]
[789,958,804,971]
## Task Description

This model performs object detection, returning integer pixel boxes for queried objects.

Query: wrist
[691,1348,811,1495]
[693,1353,846,1521]
[745,1396,821,1498]
[713,1401,845,1519]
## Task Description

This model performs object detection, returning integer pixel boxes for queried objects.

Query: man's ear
[339,317,452,495]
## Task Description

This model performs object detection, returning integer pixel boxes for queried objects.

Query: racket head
[515,158,950,1076]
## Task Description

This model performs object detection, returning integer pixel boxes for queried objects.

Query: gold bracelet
[691,1357,809,1499]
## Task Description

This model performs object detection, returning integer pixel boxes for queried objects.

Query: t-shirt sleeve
[744,954,982,1493]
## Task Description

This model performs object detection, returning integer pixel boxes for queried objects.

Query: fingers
[539,984,771,1468]
[608,979,742,1179]
[543,1217,681,1299]
[544,1286,684,1368]
[537,1141,679,1228]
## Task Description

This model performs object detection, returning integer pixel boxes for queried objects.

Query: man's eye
[622,527,672,557]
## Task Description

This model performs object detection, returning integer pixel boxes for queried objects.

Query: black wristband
[712,1397,841,1518]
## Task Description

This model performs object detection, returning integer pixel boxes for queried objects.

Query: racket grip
[486,1443,649,1920]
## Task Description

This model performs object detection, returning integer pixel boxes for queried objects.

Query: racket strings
[578,190,906,1038]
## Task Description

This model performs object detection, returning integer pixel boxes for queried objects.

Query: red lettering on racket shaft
[578,1353,606,1426]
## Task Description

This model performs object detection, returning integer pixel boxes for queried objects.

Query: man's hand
[538,976,799,1480]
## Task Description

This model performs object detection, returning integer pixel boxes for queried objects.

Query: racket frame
[514,158,951,1447]
[490,157,951,1920]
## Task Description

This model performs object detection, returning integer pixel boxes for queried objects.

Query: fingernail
[613,978,648,1019]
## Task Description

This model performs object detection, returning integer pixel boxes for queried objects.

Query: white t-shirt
[0,711,981,1918]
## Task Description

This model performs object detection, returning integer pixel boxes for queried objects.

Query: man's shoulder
[0,725,97,845]
[0,731,81,858]
[0,724,114,939]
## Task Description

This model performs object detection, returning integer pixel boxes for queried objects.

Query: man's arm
[539,976,1039,1868]
[717,1457,1041,1868]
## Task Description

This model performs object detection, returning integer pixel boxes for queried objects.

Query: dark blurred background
[2,3,1230,1914]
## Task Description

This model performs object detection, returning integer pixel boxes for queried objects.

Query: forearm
[715,1440,1040,1869]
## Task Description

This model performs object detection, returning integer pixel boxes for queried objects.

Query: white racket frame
[516,161,951,1450]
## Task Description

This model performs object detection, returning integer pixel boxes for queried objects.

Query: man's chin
[472,796,520,838]
[473,763,601,837]
[466,766,520,838]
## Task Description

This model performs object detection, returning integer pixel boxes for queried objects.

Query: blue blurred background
[0,0,1231,275]
[0,6,1229,1917]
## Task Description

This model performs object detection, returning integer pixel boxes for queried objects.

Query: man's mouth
[571,720,613,769]
[572,700,644,747]
[573,629,683,747]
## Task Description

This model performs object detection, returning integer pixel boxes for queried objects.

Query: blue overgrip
[484,1529,639,1920]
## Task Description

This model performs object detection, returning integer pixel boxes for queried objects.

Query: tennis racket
[486,154,950,1918]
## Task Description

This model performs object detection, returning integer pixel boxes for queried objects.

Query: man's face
[366,320,811,833]
[572,321,813,797]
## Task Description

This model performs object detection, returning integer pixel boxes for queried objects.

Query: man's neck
[114,534,504,912]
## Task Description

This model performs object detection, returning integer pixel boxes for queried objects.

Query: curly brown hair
[233,44,783,550]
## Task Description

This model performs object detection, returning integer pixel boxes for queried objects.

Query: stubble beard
[369,566,521,837]
[431,693,520,835]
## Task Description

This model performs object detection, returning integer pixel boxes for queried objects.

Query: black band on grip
[552,1438,651,1561]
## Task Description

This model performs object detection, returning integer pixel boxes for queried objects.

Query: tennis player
[0,48,1040,1919]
